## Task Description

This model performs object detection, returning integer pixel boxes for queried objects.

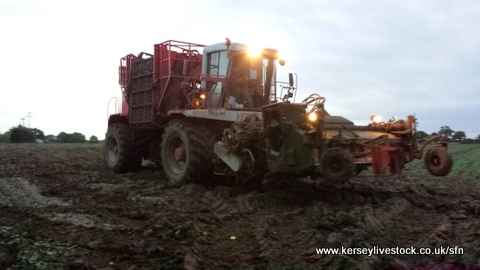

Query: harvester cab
[198,39,286,111]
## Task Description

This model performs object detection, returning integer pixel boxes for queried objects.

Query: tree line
[0,125,478,144]
[415,126,480,144]
[0,126,100,143]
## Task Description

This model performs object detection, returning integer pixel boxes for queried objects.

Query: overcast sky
[1,0,479,139]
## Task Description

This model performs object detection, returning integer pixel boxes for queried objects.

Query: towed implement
[104,39,452,186]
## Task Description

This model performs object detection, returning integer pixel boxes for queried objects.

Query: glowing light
[200,93,206,99]
[277,50,285,60]
[371,115,382,123]
[247,47,262,57]
[308,112,317,122]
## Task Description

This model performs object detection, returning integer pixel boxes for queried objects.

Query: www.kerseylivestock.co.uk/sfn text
[316,246,464,256]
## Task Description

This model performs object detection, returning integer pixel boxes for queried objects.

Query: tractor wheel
[104,123,142,172]
[390,147,406,174]
[161,119,216,187]
[320,148,356,184]
[425,147,453,176]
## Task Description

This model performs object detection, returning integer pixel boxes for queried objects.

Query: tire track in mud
[182,187,303,268]
[0,146,186,269]
[0,177,68,207]
[183,176,480,269]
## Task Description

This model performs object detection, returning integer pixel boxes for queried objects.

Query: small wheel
[320,148,356,184]
[104,123,142,172]
[425,147,453,176]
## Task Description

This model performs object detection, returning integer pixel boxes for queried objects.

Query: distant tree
[0,132,8,143]
[461,138,477,144]
[56,132,86,143]
[57,132,69,143]
[89,135,99,143]
[31,128,45,141]
[462,134,480,144]
[452,131,466,141]
[9,125,35,143]
[44,134,56,142]
[416,131,428,141]
[71,132,86,143]
[440,126,454,139]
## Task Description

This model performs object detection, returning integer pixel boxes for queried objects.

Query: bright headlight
[308,112,317,122]
[247,47,262,57]
[371,115,382,124]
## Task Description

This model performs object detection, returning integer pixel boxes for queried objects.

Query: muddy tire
[425,147,453,176]
[321,148,356,184]
[104,123,142,172]
[161,119,216,187]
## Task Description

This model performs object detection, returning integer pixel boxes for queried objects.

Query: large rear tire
[320,148,356,184]
[425,147,453,176]
[104,123,142,172]
[161,119,216,187]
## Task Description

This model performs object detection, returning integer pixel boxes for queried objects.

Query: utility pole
[25,112,33,128]
[19,118,25,126]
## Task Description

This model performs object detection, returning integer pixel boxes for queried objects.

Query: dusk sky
[1,0,479,139]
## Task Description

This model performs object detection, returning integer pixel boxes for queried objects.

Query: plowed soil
[1,143,479,269]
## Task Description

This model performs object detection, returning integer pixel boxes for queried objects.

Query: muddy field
[1,143,480,269]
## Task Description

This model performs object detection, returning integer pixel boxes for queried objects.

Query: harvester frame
[104,39,453,187]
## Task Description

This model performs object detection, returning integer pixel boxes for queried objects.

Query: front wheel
[161,119,216,187]
[425,147,453,176]
[320,148,356,184]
